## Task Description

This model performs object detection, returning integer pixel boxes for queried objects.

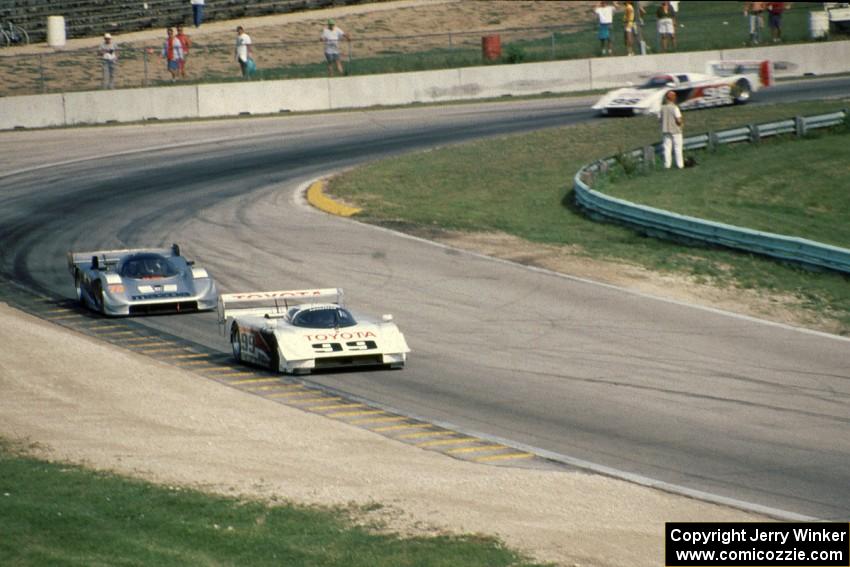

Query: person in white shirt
[161,27,184,82]
[235,26,253,77]
[190,0,204,28]
[321,19,350,76]
[98,33,118,89]
[660,91,684,169]
[592,1,616,55]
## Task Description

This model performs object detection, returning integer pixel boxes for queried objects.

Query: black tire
[732,79,751,104]
[92,281,105,314]
[231,324,241,362]
[74,270,83,302]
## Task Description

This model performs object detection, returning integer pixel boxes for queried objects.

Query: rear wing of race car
[217,288,343,325]
[67,243,182,275]
[706,60,773,88]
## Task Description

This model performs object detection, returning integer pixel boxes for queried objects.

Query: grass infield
[0,441,548,567]
[327,100,850,334]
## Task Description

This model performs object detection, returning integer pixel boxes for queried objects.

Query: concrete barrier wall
[63,86,199,125]
[0,94,65,130]
[1,40,848,130]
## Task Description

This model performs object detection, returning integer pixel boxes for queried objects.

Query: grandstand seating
[1,0,366,43]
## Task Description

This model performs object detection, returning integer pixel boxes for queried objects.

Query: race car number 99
[312,340,378,353]
[612,97,641,105]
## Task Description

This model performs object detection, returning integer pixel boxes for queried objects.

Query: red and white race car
[592,60,773,116]
[219,288,409,375]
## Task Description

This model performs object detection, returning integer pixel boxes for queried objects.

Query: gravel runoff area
[0,302,765,567]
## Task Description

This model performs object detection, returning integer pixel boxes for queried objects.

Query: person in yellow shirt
[623,1,645,56]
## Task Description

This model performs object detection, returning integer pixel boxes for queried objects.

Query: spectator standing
[592,1,616,56]
[190,0,204,28]
[161,27,184,82]
[767,2,788,42]
[744,1,766,45]
[656,1,675,52]
[623,1,645,56]
[98,33,118,89]
[321,19,349,76]
[176,24,191,78]
[660,91,684,170]
[235,26,253,77]
[669,0,679,49]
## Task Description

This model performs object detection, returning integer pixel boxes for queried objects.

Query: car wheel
[388,362,405,370]
[231,324,242,362]
[732,79,751,104]
[74,270,83,302]
[92,281,105,314]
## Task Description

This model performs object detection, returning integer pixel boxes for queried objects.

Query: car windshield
[641,75,675,89]
[291,306,357,329]
[120,254,179,279]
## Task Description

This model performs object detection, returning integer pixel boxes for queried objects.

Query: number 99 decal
[312,341,378,353]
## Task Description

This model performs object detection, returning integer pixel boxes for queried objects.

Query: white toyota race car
[219,288,410,375]
[592,60,773,116]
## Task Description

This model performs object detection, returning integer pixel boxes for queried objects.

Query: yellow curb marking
[166,353,208,360]
[107,330,136,336]
[314,403,365,412]
[306,180,362,217]
[267,389,315,398]
[372,423,432,433]
[176,360,212,367]
[49,314,84,320]
[327,410,387,417]
[330,410,386,418]
[397,430,452,440]
[417,437,476,448]
[446,445,506,455]
[473,453,535,463]
[231,377,281,385]
[289,396,340,405]
[89,324,124,331]
[351,416,407,425]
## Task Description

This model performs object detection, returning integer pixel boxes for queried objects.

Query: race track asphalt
[1,78,848,520]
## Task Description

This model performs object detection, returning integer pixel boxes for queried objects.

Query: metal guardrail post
[643,146,655,168]
[748,124,760,144]
[795,116,806,137]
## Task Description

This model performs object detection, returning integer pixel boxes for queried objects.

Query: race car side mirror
[91,255,100,270]
[382,314,394,322]
[187,260,195,266]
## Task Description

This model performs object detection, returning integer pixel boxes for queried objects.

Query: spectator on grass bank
[660,91,684,170]
[98,33,118,89]
[176,24,191,78]
[161,27,184,82]
[656,1,675,52]
[592,1,616,56]
[321,19,349,76]
[623,1,645,56]
[744,1,766,45]
[235,26,253,77]
[190,0,204,28]
[767,1,789,42]
[669,0,680,49]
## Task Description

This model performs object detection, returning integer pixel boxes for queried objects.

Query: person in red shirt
[766,2,788,43]
[176,23,191,78]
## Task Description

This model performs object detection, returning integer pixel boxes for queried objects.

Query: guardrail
[573,110,850,274]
